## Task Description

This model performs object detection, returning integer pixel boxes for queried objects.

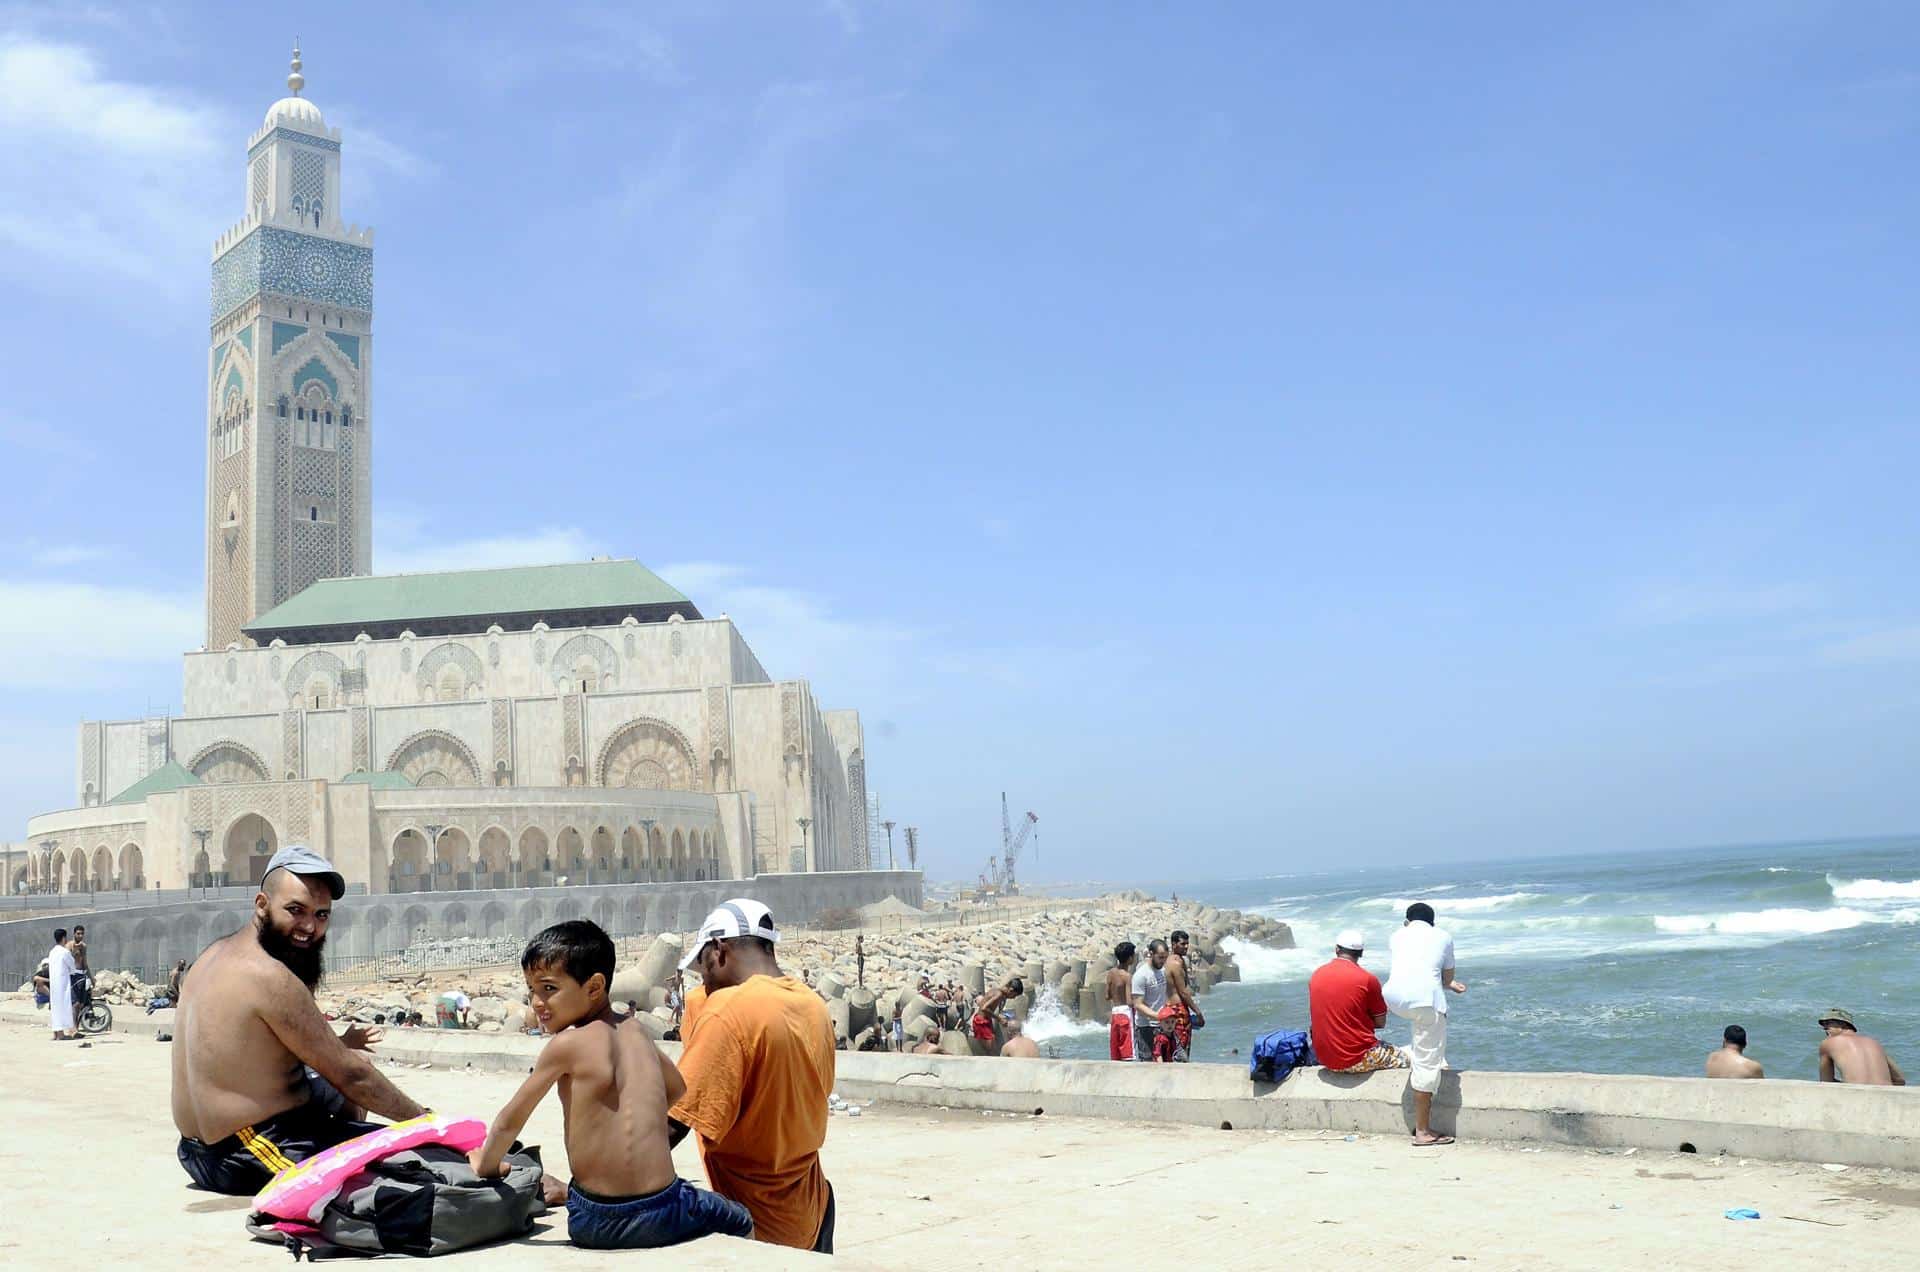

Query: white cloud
[376,522,606,572]
[0,409,97,462]
[1622,581,1819,626]
[28,544,115,567]
[0,579,198,687]
[0,35,228,292]
[1819,625,1920,666]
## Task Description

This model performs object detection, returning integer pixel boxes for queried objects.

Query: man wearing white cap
[1307,928,1408,1077]
[171,845,427,1193]
[668,899,837,1252]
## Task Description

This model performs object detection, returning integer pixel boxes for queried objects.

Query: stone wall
[0,869,922,987]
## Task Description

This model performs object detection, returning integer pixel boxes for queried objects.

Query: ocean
[1020,836,1920,1079]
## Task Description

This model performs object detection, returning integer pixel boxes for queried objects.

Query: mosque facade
[18,52,869,897]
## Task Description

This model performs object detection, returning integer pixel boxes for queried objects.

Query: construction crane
[995,792,1039,894]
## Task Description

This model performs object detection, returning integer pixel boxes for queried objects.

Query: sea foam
[1653,907,1870,936]
[1828,875,1920,901]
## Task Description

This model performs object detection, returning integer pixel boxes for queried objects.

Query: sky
[1,3,1918,882]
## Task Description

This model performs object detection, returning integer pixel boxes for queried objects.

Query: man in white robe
[47,927,77,1039]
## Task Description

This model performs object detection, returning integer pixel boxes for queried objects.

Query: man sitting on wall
[171,845,429,1195]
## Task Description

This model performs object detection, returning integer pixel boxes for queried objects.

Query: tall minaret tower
[206,43,374,650]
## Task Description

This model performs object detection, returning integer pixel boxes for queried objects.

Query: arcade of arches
[382,821,720,892]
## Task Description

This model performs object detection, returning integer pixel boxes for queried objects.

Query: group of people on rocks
[1103,928,1206,1063]
[166,844,837,1252]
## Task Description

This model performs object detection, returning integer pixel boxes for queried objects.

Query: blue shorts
[566,1177,755,1249]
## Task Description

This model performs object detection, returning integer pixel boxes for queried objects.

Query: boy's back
[554,1015,679,1198]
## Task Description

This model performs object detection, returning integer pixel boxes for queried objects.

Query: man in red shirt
[1308,929,1409,1074]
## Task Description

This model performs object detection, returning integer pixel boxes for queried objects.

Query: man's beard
[256,918,326,990]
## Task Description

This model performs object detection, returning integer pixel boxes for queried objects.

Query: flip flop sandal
[1411,1136,1455,1147]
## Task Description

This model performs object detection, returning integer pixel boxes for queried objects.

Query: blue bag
[1250,1029,1315,1083]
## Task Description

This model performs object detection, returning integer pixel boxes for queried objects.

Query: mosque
[18,50,869,898]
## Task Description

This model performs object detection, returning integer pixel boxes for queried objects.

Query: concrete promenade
[3,1015,1917,1269]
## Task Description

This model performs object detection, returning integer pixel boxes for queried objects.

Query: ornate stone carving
[188,740,271,784]
[281,709,303,779]
[81,722,102,800]
[350,706,370,770]
[416,642,484,700]
[781,688,801,754]
[145,719,169,774]
[595,717,701,791]
[623,631,636,658]
[847,748,868,866]
[287,784,311,839]
[212,226,373,322]
[704,686,729,763]
[273,418,292,604]
[550,633,618,691]
[385,730,481,787]
[670,629,683,657]
[283,649,345,704]
[491,698,512,782]
[563,693,584,770]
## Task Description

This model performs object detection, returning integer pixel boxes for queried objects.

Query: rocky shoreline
[307,895,1295,1047]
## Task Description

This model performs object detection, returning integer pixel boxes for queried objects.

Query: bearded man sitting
[171,846,429,1194]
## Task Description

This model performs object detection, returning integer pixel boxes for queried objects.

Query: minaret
[206,43,374,650]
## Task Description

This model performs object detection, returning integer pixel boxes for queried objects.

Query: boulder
[476,1020,502,1034]
[467,996,508,1025]
[935,1029,979,1057]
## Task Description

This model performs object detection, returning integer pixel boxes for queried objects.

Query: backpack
[1249,1029,1315,1084]
[249,1144,547,1260]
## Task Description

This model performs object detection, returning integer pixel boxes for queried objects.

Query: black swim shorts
[176,1074,380,1195]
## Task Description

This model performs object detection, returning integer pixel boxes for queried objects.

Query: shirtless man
[970,977,1023,1054]
[1818,1010,1906,1086]
[1105,941,1137,1060]
[1705,1024,1764,1079]
[172,846,427,1194]
[1000,1019,1041,1058]
[1165,929,1202,1061]
[911,1024,943,1055]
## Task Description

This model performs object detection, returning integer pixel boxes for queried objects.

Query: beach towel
[1249,1029,1315,1084]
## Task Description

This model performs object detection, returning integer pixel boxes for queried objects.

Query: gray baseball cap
[263,844,345,899]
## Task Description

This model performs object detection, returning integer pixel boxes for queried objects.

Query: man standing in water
[1130,939,1171,1062]
[1383,902,1466,1146]
[1164,930,1202,1062]
[172,846,427,1194]
[1818,1010,1906,1085]
[1705,1025,1764,1078]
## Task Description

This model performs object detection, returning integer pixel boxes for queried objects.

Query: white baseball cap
[1334,928,1367,952]
[679,898,782,970]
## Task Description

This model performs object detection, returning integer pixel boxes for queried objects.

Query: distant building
[16,50,867,896]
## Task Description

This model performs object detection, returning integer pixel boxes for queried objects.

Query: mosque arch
[90,846,112,891]
[647,826,668,881]
[386,730,481,788]
[518,827,551,876]
[68,851,88,892]
[591,896,616,933]
[517,900,545,934]
[190,741,271,785]
[416,643,484,703]
[620,826,643,876]
[118,842,144,890]
[555,827,587,881]
[591,826,615,876]
[476,826,512,887]
[595,717,699,791]
[389,827,428,889]
[436,827,474,888]
[222,813,279,886]
[400,905,432,941]
[443,903,470,933]
[549,634,618,693]
[283,650,345,707]
[480,901,508,937]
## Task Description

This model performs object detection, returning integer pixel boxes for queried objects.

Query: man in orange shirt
[669,900,836,1252]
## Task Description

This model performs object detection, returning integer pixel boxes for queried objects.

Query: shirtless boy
[1105,941,1137,1060]
[1817,1009,1907,1086]
[469,920,754,1249]
[172,846,426,1194]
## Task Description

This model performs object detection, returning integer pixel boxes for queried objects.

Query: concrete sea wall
[0,869,922,986]
[9,998,1913,1170]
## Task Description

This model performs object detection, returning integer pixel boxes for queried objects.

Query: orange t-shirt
[670,974,834,1249]
[681,983,709,1039]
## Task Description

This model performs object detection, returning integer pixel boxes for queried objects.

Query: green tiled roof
[337,769,415,789]
[108,760,201,805]
[244,560,693,636]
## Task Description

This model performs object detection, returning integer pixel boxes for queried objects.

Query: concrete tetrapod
[818,972,846,1001]
[959,962,985,994]
[611,932,683,1001]
[847,988,878,1037]
[1022,960,1044,988]
[1078,987,1103,1020]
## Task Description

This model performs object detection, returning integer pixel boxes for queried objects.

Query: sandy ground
[2,1018,1916,1269]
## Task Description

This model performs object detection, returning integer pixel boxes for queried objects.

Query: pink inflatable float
[252,1112,488,1223]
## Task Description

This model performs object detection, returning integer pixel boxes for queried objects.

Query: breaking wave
[1828,875,1920,901]
[1360,891,1540,912]
[1653,907,1872,936]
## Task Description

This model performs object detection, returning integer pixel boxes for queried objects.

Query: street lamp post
[424,824,444,893]
[796,817,812,872]
[192,829,212,897]
[881,820,896,871]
